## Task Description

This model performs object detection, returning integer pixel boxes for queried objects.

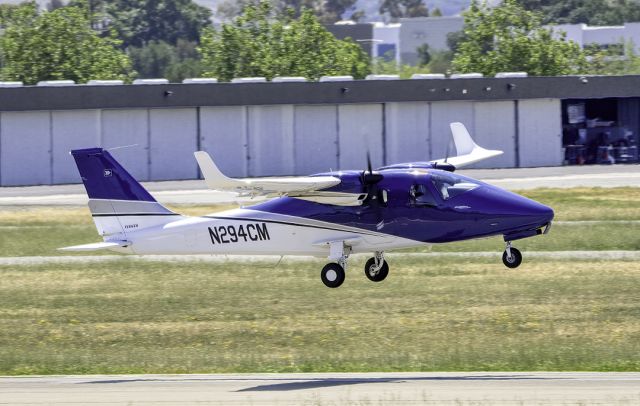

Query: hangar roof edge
[0,75,634,112]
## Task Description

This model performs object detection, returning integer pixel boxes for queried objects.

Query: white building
[552,22,640,52]
[372,22,401,63]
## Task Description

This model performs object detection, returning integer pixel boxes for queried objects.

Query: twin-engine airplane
[61,123,553,288]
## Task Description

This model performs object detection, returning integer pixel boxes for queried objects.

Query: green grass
[1,257,639,375]
[0,187,639,375]
[517,187,640,221]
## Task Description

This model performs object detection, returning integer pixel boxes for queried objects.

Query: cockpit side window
[430,172,480,200]
[409,183,438,207]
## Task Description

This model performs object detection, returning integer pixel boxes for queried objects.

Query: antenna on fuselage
[444,139,452,164]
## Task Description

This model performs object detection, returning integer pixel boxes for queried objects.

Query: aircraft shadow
[80,375,552,392]
[237,375,550,392]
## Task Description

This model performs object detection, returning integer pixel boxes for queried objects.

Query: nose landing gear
[364,251,389,282]
[502,241,522,268]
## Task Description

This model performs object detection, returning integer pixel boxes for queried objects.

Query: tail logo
[103,169,113,177]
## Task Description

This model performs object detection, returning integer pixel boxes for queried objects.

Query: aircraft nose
[526,201,554,225]
[473,186,554,229]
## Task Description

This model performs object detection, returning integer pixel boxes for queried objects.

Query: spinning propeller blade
[363,151,383,185]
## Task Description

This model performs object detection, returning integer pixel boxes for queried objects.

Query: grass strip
[1,257,639,375]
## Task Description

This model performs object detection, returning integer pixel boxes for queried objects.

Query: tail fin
[432,123,503,169]
[70,148,180,239]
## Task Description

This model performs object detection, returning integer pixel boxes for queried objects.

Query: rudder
[71,148,180,237]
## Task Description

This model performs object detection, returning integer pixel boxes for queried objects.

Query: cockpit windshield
[430,171,481,200]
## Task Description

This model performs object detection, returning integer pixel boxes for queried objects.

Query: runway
[2,372,639,405]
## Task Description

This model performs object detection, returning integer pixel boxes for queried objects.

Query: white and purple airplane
[61,123,553,288]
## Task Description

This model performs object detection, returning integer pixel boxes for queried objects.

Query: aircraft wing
[194,151,340,195]
[432,122,503,168]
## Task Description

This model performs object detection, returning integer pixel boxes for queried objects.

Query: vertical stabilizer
[71,148,181,238]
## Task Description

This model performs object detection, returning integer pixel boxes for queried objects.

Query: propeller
[363,151,383,185]
[361,152,387,229]
[362,151,384,206]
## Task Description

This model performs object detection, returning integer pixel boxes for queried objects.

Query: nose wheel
[502,241,522,268]
[364,251,389,282]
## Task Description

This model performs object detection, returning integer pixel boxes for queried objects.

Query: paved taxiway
[0,165,639,206]
[2,372,640,405]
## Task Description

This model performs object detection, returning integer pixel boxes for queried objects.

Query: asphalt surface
[2,372,639,405]
[0,165,639,206]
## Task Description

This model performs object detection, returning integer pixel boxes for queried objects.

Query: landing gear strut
[320,241,350,288]
[502,241,522,268]
[364,251,389,282]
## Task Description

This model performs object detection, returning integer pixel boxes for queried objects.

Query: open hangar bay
[1,75,639,187]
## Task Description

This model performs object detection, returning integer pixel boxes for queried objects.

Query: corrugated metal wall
[0,99,563,186]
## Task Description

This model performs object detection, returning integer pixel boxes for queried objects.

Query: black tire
[502,247,523,268]
[321,263,345,288]
[364,257,389,282]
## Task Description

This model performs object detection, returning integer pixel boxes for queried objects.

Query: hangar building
[0,74,637,186]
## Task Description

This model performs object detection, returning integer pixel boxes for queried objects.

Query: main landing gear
[502,241,523,269]
[321,262,346,288]
[320,243,389,288]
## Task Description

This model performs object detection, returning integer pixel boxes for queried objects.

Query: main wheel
[502,247,523,268]
[364,258,389,282]
[321,263,345,288]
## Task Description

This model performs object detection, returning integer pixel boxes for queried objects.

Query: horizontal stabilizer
[58,241,130,252]
[433,122,503,168]
[194,151,340,195]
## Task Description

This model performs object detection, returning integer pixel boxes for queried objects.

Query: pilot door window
[410,184,438,207]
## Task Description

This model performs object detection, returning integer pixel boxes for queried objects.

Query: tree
[585,40,640,75]
[380,0,429,21]
[216,0,358,24]
[0,3,134,84]
[47,0,65,11]
[200,1,370,81]
[427,50,454,73]
[129,39,202,82]
[515,0,640,26]
[323,0,359,23]
[0,2,34,29]
[103,0,212,48]
[416,43,431,66]
[451,0,588,76]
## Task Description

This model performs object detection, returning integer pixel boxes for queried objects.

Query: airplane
[60,122,554,288]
